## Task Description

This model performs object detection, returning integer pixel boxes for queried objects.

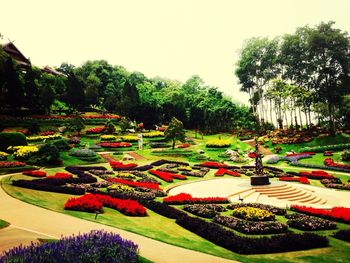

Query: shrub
[141,200,187,219]
[333,230,350,242]
[232,207,275,221]
[53,139,71,151]
[214,215,288,235]
[142,131,164,138]
[176,214,328,254]
[0,151,8,160]
[69,149,97,159]
[286,213,337,231]
[341,150,350,161]
[183,204,226,218]
[300,143,350,153]
[0,132,27,151]
[0,230,139,263]
[27,134,62,142]
[34,143,61,165]
[206,139,231,148]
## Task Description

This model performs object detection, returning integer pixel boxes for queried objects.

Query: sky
[1,0,350,104]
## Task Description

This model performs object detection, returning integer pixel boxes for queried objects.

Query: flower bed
[291,205,350,224]
[183,204,226,218]
[0,230,139,263]
[298,170,335,179]
[69,149,98,160]
[26,134,62,142]
[285,152,316,157]
[0,151,8,160]
[108,178,161,190]
[149,170,187,182]
[86,127,104,134]
[324,158,350,170]
[110,161,137,170]
[176,214,328,254]
[213,215,288,235]
[266,154,312,165]
[227,203,286,215]
[279,176,310,184]
[46,172,73,180]
[0,161,26,168]
[286,213,337,231]
[100,142,132,148]
[163,193,228,205]
[232,207,275,221]
[178,143,190,148]
[214,168,240,177]
[22,170,47,177]
[8,145,39,159]
[199,161,228,169]
[64,193,147,216]
[206,139,231,148]
[100,135,117,141]
[120,135,138,142]
[142,131,164,138]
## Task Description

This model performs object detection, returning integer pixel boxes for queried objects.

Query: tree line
[235,21,350,134]
[0,50,255,133]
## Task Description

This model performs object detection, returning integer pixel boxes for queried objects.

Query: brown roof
[2,42,31,68]
[42,66,65,76]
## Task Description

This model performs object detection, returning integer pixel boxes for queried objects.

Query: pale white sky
[1,0,350,104]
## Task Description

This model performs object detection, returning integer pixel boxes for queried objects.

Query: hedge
[300,143,350,153]
[176,215,328,254]
[0,132,27,151]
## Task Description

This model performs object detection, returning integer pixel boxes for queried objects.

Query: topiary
[53,139,71,151]
[34,143,61,165]
[0,132,27,151]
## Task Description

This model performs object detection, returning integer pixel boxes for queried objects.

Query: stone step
[285,193,312,201]
[275,192,310,200]
[263,189,302,196]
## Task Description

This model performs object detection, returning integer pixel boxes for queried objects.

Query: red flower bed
[291,205,350,224]
[64,194,103,212]
[178,143,190,148]
[94,194,146,216]
[163,193,228,205]
[299,170,334,179]
[324,158,350,169]
[149,170,187,182]
[199,161,228,168]
[22,170,47,177]
[100,142,132,148]
[39,131,55,136]
[0,161,26,168]
[158,127,167,131]
[46,172,73,180]
[286,152,316,157]
[215,168,241,177]
[109,161,137,169]
[248,152,257,158]
[279,176,310,184]
[64,193,147,216]
[108,178,161,190]
[86,127,104,134]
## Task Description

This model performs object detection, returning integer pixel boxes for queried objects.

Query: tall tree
[165,117,186,149]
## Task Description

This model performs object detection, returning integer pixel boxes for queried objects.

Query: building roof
[2,42,31,68]
[42,66,65,76]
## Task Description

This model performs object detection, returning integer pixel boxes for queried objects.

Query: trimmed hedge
[176,215,328,254]
[0,132,27,151]
[332,230,350,242]
[300,143,350,153]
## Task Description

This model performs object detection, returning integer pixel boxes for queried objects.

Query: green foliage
[66,117,85,133]
[0,132,27,151]
[104,119,116,134]
[341,150,350,161]
[165,117,186,149]
[52,139,71,151]
[34,143,61,165]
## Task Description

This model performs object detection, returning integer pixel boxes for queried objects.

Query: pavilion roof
[2,42,31,68]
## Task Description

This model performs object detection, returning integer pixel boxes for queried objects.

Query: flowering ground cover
[149,170,187,182]
[214,168,240,177]
[279,176,310,184]
[291,205,350,224]
[0,230,139,262]
[163,193,229,205]
[22,170,47,177]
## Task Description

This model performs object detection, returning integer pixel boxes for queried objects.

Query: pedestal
[250,175,270,186]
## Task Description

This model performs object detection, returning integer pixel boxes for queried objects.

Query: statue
[250,137,270,186]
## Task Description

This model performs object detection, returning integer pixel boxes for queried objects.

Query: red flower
[279,176,310,184]
[46,172,72,179]
[178,143,190,148]
[108,178,161,190]
[199,161,228,168]
[109,161,137,169]
[163,193,228,205]
[86,127,105,134]
[324,158,350,169]
[0,161,26,168]
[291,205,350,223]
[214,168,240,177]
[22,170,47,177]
[100,142,132,148]
[149,170,186,182]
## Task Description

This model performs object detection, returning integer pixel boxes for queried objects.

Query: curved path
[0,177,238,263]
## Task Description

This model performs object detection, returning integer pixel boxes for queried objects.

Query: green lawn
[3,173,350,263]
[0,219,9,229]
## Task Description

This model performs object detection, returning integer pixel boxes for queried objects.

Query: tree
[307,21,350,135]
[65,72,85,110]
[165,117,186,149]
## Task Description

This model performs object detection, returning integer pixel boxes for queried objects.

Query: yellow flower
[142,131,164,138]
[9,146,39,160]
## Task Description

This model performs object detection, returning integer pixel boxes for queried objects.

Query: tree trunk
[328,103,336,136]
[172,140,175,149]
[298,107,303,129]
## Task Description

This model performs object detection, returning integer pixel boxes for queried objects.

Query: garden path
[245,139,273,155]
[128,151,147,160]
[0,179,238,263]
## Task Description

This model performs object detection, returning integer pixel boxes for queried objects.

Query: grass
[0,219,9,229]
[3,172,350,263]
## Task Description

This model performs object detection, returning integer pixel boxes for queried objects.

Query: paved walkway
[0,177,238,263]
